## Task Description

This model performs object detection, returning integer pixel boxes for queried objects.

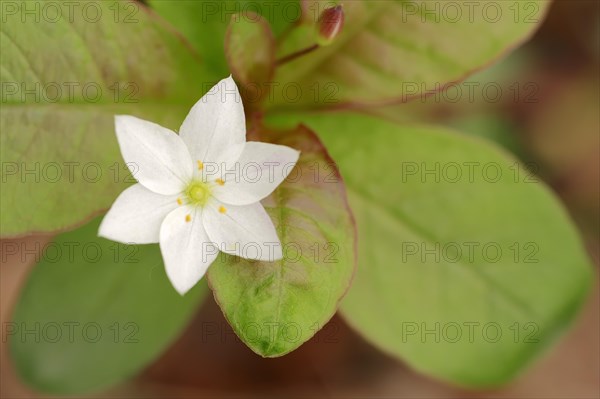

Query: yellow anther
[185,214,191,222]
[215,178,225,186]
[219,205,227,214]
[177,198,183,205]
[197,160,204,170]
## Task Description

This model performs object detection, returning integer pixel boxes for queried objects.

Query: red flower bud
[316,5,344,46]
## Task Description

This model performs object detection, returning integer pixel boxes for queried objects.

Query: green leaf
[0,0,217,237]
[266,112,592,386]
[271,0,550,109]
[207,124,356,357]
[225,12,275,97]
[9,216,207,394]
[149,0,300,77]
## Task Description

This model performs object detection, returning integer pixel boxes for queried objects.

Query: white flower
[99,76,300,295]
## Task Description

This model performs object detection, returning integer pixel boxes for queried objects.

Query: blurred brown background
[1,1,599,398]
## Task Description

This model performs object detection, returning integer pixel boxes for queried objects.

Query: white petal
[203,201,282,261]
[179,76,246,168]
[160,206,218,295]
[115,115,193,195]
[211,142,300,206]
[98,184,179,244]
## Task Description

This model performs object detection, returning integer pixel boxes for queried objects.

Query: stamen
[219,205,227,214]
[197,160,204,170]
[177,198,183,205]
[215,178,225,186]
[185,214,191,222]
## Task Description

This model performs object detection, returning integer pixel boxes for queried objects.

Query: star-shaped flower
[99,76,300,295]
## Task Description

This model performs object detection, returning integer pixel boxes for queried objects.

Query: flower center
[185,181,211,206]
